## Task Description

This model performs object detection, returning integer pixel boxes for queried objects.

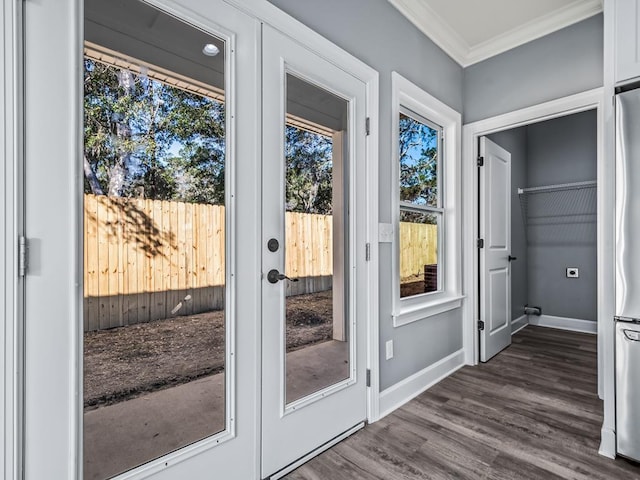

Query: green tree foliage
[84,57,334,212]
[285,126,333,215]
[399,112,438,208]
[83,58,225,204]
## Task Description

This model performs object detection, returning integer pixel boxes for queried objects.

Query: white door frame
[461,87,612,454]
[224,0,381,423]
[1,2,23,479]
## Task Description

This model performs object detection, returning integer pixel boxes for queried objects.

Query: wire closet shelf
[518,180,597,245]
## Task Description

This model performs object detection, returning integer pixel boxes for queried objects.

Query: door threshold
[267,422,365,480]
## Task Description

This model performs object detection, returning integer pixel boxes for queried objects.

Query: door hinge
[366,369,371,387]
[365,242,371,261]
[478,320,485,331]
[477,156,484,167]
[18,236,27,277]
[365,117,370,136]
[477,238,484,248]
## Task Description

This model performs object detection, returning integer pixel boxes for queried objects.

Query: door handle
[508,255,517,262]
[267,269,299,284]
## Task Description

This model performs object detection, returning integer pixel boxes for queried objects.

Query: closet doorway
[479,109,599,363]
[461,89,607,398]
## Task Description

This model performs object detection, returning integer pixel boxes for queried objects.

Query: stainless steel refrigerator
[615,86,640,463]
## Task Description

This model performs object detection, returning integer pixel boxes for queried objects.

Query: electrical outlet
[385,340,394,360]
[566,267,579,278]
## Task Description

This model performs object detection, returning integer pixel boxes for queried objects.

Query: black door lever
[267,269,299,284]
[508,255,517,262]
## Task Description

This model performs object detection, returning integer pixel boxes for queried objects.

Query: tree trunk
[83,154,104,195]
[108,69,135,197]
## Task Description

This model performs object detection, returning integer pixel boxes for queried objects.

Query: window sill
[392,294,465,327]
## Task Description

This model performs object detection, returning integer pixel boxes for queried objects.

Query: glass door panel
[83,1,228,477]
[261,25,368,478]
[283,73,350,405]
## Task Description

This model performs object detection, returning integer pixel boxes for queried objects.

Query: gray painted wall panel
[463,15,603,123]
[526,110,598,321]
[488,128,528,321]
[267,0,464,389]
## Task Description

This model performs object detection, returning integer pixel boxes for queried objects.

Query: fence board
[125,202,138,325]
[168,200,179,317]
[85,196,97,330]
[96,196,110,330]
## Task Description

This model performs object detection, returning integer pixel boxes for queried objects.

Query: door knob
[508,255,517,262]
[267,269,299,284]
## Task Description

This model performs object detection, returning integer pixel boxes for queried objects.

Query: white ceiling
[388,0,603,67]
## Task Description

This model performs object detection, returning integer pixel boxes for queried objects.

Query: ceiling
[388,0,603,67]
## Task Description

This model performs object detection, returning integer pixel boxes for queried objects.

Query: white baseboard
[378,349,465,420]
[528,314,597,334]
[599,427,616,459]
[511,314,528,335]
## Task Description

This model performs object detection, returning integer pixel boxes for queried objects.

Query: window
[392,72,463,327]
[399,110,442,298]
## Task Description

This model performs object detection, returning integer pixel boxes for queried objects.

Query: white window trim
[391,72,463,327]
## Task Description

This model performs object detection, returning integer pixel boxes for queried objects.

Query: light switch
[379,223,393,243]
[385,340,394,360]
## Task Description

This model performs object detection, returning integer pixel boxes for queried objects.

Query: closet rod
[517,180,596,195]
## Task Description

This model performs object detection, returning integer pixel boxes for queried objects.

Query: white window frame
[391,72,463,327]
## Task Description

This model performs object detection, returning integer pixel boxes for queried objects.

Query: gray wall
[526,110,598,321]
[463,14,603,123]
[268,0,464,390]
[488,127,528,321]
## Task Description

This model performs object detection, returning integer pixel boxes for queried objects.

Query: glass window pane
[399,210,440,298]
[83,1,227,478]
[284,73,350,405]
[399,112,440,208]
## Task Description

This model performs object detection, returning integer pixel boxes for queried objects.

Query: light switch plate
[385,340,394,360]
[379,223,393,243]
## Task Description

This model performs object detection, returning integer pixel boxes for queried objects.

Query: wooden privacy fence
[83,195,333,331]
[83,194,437,331]
[284,211,333,296]
[399,222,438,281]
[83,194,226,331]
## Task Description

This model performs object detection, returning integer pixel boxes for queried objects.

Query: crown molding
[388,0,469,65]
[466,0,603,65]
[388,0,603,68]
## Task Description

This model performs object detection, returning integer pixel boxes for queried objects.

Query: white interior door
[479,137,512,362]
[261,25,368,478]
[23,0,261,478]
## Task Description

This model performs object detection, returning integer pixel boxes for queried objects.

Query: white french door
[22,2,371,479]
[23,0,261,478]
[261,26,368,478]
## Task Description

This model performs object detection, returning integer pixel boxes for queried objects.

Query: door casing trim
[1,1,24,479]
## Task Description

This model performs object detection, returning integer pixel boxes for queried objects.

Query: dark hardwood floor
[285,326,640,480]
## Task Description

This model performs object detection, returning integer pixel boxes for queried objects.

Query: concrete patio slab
[84,339,349,479]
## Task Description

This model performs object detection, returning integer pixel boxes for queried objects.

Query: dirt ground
[84,290,333,409]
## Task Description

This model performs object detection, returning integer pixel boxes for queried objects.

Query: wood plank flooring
[284,326,640,480]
